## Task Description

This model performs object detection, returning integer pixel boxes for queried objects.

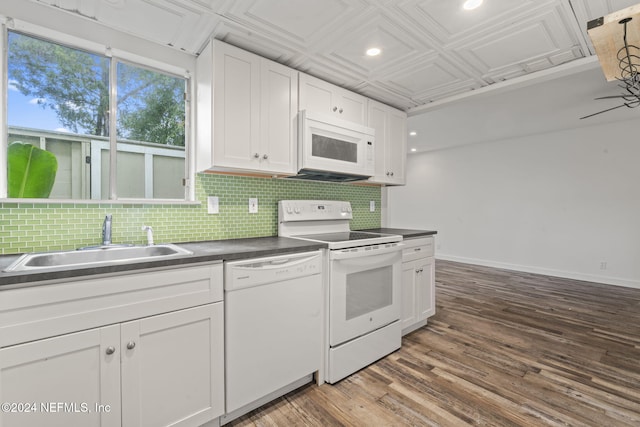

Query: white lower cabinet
[121,304,223,427]
[0,264,224,427]
[401,237,436,336]
[0,325,122,427]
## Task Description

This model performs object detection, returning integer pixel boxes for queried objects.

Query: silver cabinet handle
[106,346,116,355]
[263,154,268,160]
[126,341,136,350]
[390,171,394,177]
[339,108,343,113]
[386,171,390,176]
[254,153,260,158]
[332,106,338,112]
[414,248,421,252]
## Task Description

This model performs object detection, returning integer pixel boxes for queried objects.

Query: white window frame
[0,16,196,203]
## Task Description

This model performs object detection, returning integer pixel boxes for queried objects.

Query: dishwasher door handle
[269,258,293,266]
[225,251,322,291]
[237,255,318,270]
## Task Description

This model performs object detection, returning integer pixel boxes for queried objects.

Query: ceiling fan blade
[579,104,627,120]
[594,95,637,99]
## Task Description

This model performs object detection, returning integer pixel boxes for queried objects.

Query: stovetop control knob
[294,207,301,214]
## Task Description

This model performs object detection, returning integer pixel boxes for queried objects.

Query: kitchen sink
[4,244,193,272]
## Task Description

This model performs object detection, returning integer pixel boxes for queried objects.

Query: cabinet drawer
[402,237,434,261]
[0,263,223,348]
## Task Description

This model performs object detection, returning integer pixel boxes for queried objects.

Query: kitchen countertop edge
[0,236,327,288]
[359,228,437,239]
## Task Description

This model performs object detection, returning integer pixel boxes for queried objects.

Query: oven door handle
[329,243,403,260]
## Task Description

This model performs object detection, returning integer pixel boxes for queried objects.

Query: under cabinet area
[401,237,436,335]
[299,73,368,125]
[196,39,298,175]
[0,263,224,427]
[367,100,407,185]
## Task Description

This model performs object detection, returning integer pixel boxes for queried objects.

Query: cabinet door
[0,326,121,427]
[386,107,407,185]
[120,303,224,427]
[260,60,298,174]
[401,259,419,332]
[367,100,407,185]
[337,90,367,125]
[213,41,261,170]
[299,73,336,117]
[299,73,366,125]
[417,257,436,320]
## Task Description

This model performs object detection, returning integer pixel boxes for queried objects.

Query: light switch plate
[249,198,258,213]
[207,196,219,214]
[370,200,375,212]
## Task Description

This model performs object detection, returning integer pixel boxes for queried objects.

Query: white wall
[387,118,640,288]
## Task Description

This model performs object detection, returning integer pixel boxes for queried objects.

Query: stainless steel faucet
[142,225,154,246]
[102,215,112,246]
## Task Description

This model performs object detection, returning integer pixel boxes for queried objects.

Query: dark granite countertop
[0,237,327,289]
[358,228,437,239]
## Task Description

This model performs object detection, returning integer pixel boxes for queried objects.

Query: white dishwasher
[223,250,323,422]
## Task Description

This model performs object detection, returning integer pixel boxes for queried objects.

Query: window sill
[0,198,201,206]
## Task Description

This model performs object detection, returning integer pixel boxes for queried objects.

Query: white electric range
[278,200,403,383]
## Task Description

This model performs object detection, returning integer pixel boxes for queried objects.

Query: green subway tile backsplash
[0,173,381,254]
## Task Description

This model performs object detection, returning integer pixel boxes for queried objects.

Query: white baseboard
[436,254,640,290]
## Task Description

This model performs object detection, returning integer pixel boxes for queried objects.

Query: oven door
[328,243,402,347]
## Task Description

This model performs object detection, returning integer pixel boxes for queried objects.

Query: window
[5,30,189,200]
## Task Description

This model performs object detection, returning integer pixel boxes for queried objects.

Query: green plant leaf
[7,141,58,198]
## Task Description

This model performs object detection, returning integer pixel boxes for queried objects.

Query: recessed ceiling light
[366,47,381,56]
[463,0,483,10]
[409,131,417,136]
[410,148,417,152]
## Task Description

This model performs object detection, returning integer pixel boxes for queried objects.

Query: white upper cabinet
[367,100,407,185]
[259,60,299,173]
[196,40,297,175]
[299,73,367,125]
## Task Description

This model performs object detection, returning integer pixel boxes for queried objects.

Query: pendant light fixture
[582,4,640,119]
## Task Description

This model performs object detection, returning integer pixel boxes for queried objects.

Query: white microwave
[294,110,375,182]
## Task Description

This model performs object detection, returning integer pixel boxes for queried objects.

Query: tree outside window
[6,31,187,200]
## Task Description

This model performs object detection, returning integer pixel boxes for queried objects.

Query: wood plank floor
[227,260,640,426]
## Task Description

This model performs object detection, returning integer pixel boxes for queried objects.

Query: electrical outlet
[207,196,219,214]
[249,198,258,213]
[600,261,607,270]
[370,200,375,212]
